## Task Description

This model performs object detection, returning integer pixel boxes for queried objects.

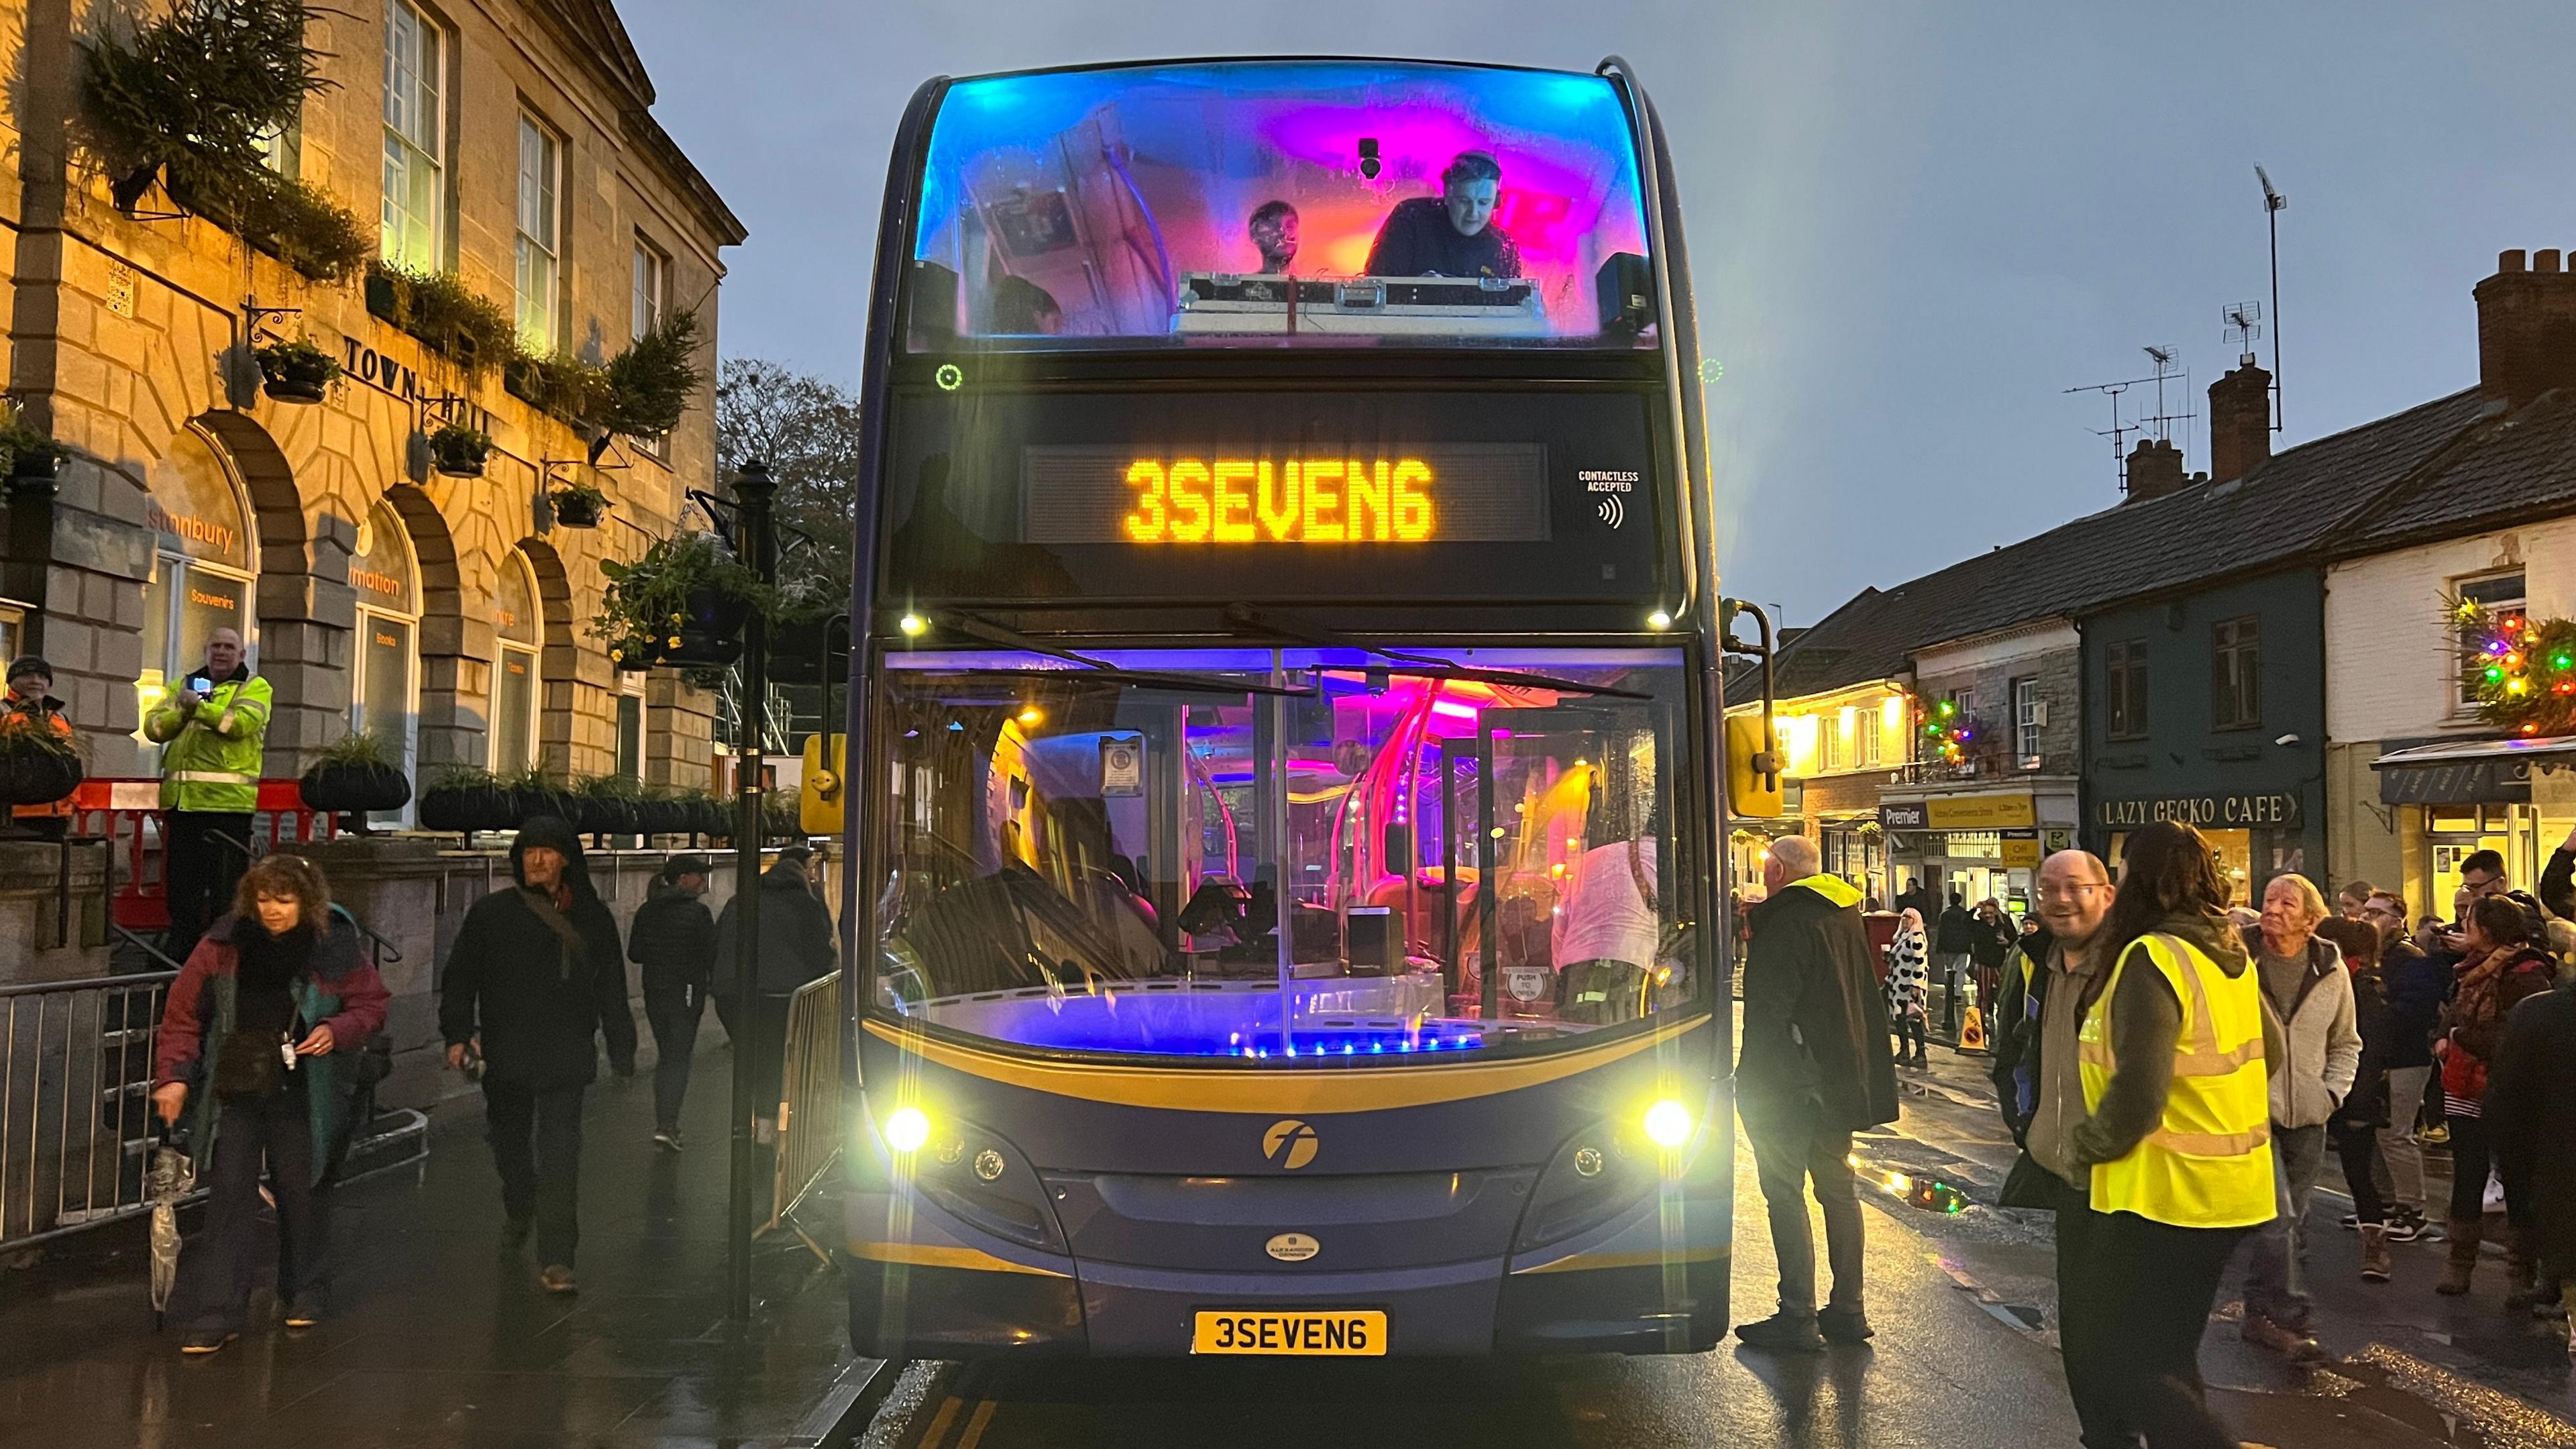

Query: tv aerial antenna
[2256,165,2288,431]
[2065,368,2155,492]
[2139,344,2195,446]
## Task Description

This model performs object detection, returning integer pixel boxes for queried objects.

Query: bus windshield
[908,61,1654,350]
[869,647,1701,1061]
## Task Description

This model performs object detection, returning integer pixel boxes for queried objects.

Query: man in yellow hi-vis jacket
[144,629,270,957]
[2059,821,2283,1449]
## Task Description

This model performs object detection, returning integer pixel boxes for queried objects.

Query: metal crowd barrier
[0,969,176,1248]
[763,971,845,1263]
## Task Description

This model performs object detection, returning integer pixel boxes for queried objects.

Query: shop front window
[349,502,420,822]
[869,647,1700,1060]
[136,428,256,755]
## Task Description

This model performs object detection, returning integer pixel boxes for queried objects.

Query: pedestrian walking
[1734,835,1897,1352]
[2361,892,2441,1243]
[150,854,387,1354]
[1937,891,1975,1023]
[2059,821,2279,1449]
[3,655,76,840]
[438,816,637,1294]
[2315,916,2397,1283]
[1886,906,1930,1068]
[2238,873,2360,1362]
[2433,894,2557,1299]
[143,628,270,959]
[1970,898,2016,1015]
[2486,975,2576,1324]
[713,845,835,1142]
[631,853,718,1151]
[2338,879,2375,920]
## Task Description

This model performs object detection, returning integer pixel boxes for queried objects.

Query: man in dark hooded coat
[1735,834,1899,1351]
[439,815,635,1293]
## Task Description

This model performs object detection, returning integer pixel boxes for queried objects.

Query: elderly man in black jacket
[439,816,636,1293]
[715,845,837,1142]
[1736,835,1900,1351]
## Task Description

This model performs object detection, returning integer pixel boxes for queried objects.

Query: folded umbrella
[147,1128,194,1328]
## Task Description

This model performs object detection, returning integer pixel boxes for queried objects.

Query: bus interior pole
[727,460,777,1322]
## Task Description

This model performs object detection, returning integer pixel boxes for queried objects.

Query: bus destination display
[1024,443,1549,545]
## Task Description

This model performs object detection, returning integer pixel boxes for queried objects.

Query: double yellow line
[914,1393,999,1449]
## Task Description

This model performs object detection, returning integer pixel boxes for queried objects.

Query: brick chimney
[2208,358,2273,485]
[2125,437,2186,502]
[2475,248,2576,408]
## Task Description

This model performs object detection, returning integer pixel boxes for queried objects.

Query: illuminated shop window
[136,427,256,753]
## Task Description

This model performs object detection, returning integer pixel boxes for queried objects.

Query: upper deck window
[908,62,1654,351]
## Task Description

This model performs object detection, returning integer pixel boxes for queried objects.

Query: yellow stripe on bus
[847,1240,1073,1277]
[861,1013,1714,1114]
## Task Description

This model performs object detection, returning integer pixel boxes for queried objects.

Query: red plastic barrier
[67,780,335,930]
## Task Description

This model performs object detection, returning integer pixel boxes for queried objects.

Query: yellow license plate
[1191,1310,1387,1356]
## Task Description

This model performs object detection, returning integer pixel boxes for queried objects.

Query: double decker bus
[837,54,1741,1358]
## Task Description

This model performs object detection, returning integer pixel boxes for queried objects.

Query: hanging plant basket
[429,424,491,479]
[7,445,63,494]
[610,637,660,672]
[551,484,608,529]
[298,760,411,814]
[0,737,83,808]
[659,586,753,667]
[256,339,341,405]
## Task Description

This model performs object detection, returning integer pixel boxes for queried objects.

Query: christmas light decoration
[2456,597,2576,738]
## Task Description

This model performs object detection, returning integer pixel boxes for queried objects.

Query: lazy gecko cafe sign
[2097,792,2302,830]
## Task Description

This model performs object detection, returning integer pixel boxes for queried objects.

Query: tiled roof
[2345,388,2576,545]
[1751,388,2496,701]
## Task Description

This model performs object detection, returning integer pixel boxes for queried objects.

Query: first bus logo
[1263,1119,1319,1170]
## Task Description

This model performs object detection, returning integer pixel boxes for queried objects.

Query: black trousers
[644,982,706,1133]
[164,810,254,958]
[2055,1188,2247,1449]
[172,1090,327,1333]
[483,1082,586,1268]
[1890,1010,1928,1063]
[2446,1112,2492,1222]
[1742,1103,1864,1319]
[2333,1118,2385,1225]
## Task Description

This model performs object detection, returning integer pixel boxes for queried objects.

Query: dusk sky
[620,2,2576,629]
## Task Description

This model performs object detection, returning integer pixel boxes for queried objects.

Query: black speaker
[1595,252,1652,335]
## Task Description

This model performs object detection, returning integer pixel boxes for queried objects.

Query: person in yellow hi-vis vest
[2059,821,2283,1449]
[144,629,272,959]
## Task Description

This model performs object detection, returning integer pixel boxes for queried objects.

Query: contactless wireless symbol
[934,363,963,392]
[1263,1118,1320,1170]
[1597,494,1625,529]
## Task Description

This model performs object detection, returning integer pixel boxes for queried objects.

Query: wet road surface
[858,1042,2576,1449]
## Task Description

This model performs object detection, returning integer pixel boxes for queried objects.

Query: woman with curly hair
[151,853,386,1354]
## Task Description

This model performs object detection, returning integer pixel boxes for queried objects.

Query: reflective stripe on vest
[168,769,258,786]
[2077,932,2276,1229]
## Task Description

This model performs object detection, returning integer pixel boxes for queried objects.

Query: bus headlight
[882,1105,931,1154]
[1642,1097,1695,1148]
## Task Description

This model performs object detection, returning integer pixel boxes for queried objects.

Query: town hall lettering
[2096,792,2302,829]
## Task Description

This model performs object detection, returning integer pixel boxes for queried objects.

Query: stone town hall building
[2,0,745,789]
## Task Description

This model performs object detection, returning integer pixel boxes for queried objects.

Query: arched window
[350,500,421,810]
[136,426,256,748]
[492,549,541,773]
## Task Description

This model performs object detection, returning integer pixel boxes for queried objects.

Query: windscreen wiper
[1220,604,1652,701]
[923,610,1315,698]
